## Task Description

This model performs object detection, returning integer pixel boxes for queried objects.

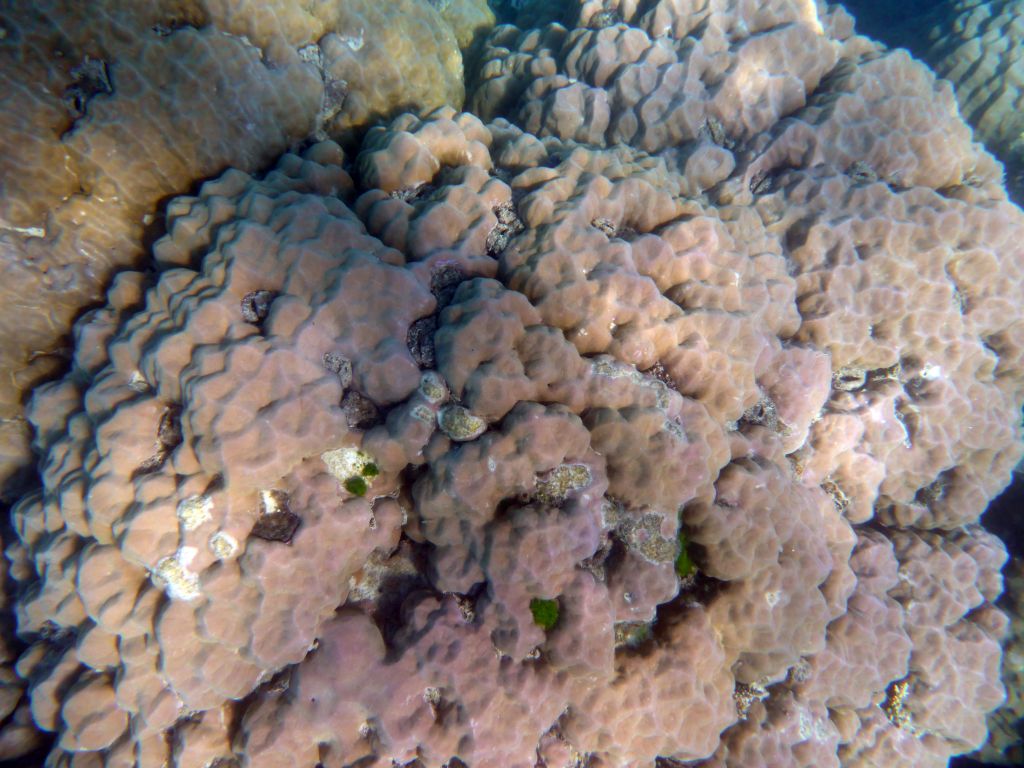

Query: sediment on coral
[0,1,1022,766]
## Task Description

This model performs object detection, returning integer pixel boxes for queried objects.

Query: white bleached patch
[153,547,200,601]
[177,495,213,531]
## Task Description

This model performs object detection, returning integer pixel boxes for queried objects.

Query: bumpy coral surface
[974,556,1024,765]
[3,1,1023,766]
[918,0,1024,201]
[838,0,1024,204]
[0,0,493,497]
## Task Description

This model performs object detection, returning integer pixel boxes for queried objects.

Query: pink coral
[1,0,1022,766]
[0,0,494,497]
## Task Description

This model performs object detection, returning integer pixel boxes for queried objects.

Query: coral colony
[0,1,1022,767]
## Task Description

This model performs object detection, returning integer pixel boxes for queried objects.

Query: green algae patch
[530,597,560,630]
[675,530,697,580]
[344,476,369,496]
[322,446,380,497]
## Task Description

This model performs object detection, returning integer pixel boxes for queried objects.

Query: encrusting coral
[837,0,1024,204]
[0,0,494,498]
[920,0,1024,200]
[1,0,1023,766]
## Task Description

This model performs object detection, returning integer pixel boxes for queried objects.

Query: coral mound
[2,1,1023,766]
[0,0,494,497]
[920,0,1024,201]
[840,0,1024,203]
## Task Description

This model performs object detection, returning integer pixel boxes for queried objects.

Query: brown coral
[0,0,493,498]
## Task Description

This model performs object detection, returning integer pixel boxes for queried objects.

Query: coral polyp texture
[918,0,1024,202]
[0,0,494,496]
[841,0,1024,204]
[3,1,1024,767]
